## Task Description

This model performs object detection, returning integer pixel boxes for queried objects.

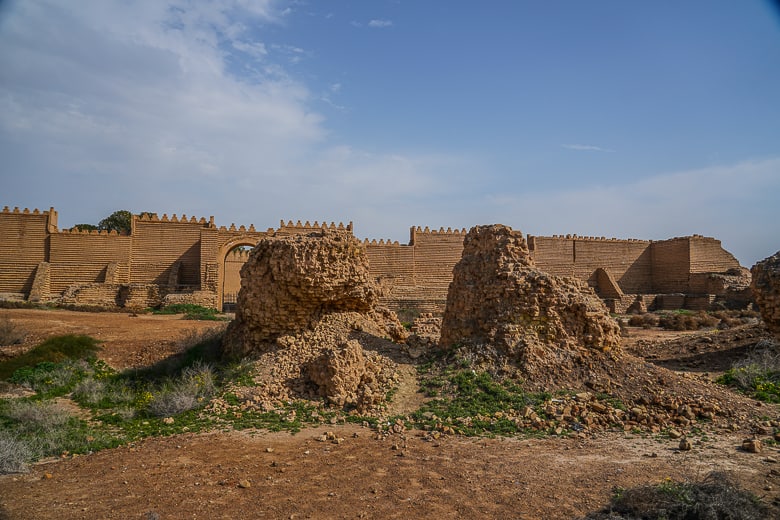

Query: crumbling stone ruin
[439,224,621,387]
[435,224,767,431]
[222,229,406,412]
[223,229,378,349]
[751,250,780,335]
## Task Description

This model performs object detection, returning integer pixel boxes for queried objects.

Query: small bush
[0,313,25,346]
[4,399,72,432]
[658,311,719,331]
[148,389,199,417]
[0,334,101,380]
[627,314,659,329]
[585,472,768,519]
[147,362,215,417]
[0,431,31,474]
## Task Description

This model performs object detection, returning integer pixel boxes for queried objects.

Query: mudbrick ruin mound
[439,224,622,387]
[222,229,407,413]
[751,250,780,335]
[436,224,770,431]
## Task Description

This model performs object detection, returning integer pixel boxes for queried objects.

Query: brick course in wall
[0,206,750,312]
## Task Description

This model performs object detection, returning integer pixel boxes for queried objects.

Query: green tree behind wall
[98,210,133,233]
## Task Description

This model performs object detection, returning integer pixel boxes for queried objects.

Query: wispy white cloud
[561,144,614,152]
[232,40,267,58]
[0,0,474,244]
[368,19,393,28]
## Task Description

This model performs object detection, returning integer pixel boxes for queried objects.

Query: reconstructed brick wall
[650,238,690,293]
[130,215,208,287]
[365,227,466,311]
[689,235,741,274]
[528,236,653,294]
[0,206,750,312]
[49,230,131,293]
[0,207,54,294]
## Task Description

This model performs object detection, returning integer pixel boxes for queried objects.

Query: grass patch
[585,472,768,519]
[0,334,101,380]
[0,329,344,473]
[151,304,228,321]
[717,340,780,403]
[410,366,549,436]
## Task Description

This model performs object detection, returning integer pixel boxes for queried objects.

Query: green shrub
[0,334,101,380]
[147,363,215,417]
[9,357,111,398]
[717,341,780,402]
[72,377,134,408]
[151,304,227,321]
[3,399,72,431]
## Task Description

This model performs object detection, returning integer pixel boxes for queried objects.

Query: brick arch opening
[216,236,262,312]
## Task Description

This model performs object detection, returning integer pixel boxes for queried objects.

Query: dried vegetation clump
[584,472,768,520]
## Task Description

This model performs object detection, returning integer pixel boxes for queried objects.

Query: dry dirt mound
[221,230,408,413]
[752,250,780,335]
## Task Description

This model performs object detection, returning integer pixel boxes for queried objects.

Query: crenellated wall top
[135,212,215,227]
[2,206,54,216]
[412,226,468,235]
[217,223,259,233]
[530,234,651,244]
[2,206,59,232]
[277,220,354,232]
[61,228,128,237]
[363,238,403,246]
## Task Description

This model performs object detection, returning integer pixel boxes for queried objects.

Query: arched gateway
[215,235,263,312]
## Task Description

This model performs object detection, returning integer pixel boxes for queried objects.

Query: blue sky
[1,0,778,265]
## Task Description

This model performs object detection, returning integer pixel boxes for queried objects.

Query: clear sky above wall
[0,0,778,265]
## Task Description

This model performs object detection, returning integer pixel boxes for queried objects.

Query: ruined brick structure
[0,206,749,312]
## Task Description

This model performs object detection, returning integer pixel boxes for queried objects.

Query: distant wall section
[0,206,751,313]
[366,227,467,313]
[0,207,55,296]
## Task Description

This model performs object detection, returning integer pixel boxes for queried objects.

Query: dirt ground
[1,309,780,520]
